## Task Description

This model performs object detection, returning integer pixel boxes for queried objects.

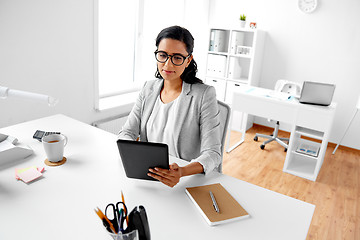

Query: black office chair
[253,80,301,151]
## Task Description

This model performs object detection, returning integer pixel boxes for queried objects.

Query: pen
[209,191,220,213]
[118,208,124,233]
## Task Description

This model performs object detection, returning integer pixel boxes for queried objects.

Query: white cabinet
[283,103,337,181]
[225,81,244,103]
[205,28,265,105]
[206,78,226,101]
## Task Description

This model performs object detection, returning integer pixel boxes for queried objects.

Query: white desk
[0,115,314,240]
[227,86,337,181]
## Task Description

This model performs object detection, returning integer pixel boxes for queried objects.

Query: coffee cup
[43,134,68,162]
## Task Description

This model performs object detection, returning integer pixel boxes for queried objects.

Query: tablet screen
[116,139,169,181]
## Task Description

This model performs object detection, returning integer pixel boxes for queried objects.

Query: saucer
[45,157,67,166]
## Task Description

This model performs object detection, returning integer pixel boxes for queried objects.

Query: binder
[209,30,215,51]
[213,30,227,52]
[185,183,249,226]
[228,57,242,79]
[230,31,245,54]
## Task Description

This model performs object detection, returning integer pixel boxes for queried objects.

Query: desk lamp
[332,94,360,154]
[0,86,59,106]
[0,85,59,161]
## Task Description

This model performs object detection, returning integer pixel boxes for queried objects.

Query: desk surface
[0,114,315,240]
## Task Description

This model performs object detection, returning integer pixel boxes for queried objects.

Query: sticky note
[15,166,45,180]
[16,168,43,183]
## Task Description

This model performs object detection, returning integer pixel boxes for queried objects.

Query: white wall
[1,0,359,150]
[208,0,360,150]
[0,0,132,129]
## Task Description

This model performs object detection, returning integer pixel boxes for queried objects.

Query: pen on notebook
[209,191,220,213]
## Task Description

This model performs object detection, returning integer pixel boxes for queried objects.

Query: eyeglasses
[154,50,190,66]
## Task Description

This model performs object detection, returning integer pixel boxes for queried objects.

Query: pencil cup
[108,230,138,240]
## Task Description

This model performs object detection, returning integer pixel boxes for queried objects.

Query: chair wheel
[260,144,265,150]
[254,136,258,141]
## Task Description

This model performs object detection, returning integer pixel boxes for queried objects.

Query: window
[95,0,206,110]
[95,0,139,110]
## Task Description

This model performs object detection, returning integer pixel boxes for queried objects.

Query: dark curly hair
[155,26,203,84]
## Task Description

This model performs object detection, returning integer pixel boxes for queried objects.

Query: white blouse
[146,92,182,157]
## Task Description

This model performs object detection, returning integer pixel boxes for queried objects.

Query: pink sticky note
[17,168,43,183]
[15,166,45,180]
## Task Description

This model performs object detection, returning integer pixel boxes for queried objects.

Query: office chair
[253,80,302,151]
[217,100,231,173]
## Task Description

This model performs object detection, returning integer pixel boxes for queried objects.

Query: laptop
[116,139,169,181]
[299,81,335,106]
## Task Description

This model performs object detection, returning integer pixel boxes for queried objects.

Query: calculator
[33,130,61,142]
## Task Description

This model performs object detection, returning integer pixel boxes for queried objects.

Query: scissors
[105,201,128,233]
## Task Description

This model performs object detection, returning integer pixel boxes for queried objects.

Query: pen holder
[109,229,139,240]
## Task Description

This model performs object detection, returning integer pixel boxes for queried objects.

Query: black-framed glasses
[154,50,190,66]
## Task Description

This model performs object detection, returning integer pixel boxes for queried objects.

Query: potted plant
[239,14,246,28]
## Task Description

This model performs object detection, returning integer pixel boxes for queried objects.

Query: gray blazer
[118,79,221,174]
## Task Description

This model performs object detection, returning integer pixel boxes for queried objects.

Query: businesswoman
[118,26,221,187]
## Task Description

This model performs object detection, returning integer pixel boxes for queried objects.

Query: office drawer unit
[206,78,227,101]
[225,81,244,104]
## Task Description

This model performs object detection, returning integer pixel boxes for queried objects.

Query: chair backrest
[275,79,302,97]
[217,100,231,173]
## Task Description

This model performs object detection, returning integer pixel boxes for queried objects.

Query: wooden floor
[222,125,360,240]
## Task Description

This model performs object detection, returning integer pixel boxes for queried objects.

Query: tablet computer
[116,139,169,181]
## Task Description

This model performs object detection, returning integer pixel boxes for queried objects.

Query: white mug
[43,134,68,162]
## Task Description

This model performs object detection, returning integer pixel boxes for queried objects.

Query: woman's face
[156,38,192,83]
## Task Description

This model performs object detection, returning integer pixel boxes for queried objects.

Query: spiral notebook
[185,183,249,226]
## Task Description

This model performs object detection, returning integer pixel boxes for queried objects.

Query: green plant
[240,14,246,21]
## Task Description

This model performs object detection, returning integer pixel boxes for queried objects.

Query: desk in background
[227,86,337,181]
[0,114,314,240]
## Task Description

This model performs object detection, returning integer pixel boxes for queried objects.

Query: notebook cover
[185,183,249,226]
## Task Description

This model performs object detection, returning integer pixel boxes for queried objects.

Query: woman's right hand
[148,163,182,188]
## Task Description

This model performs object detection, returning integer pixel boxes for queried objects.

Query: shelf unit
[284,125,329,181]
[283,102,337,181]
[205,28,265,105]
[205,28,265,131]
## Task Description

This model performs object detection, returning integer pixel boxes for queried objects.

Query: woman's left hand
[148,163,182,188]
